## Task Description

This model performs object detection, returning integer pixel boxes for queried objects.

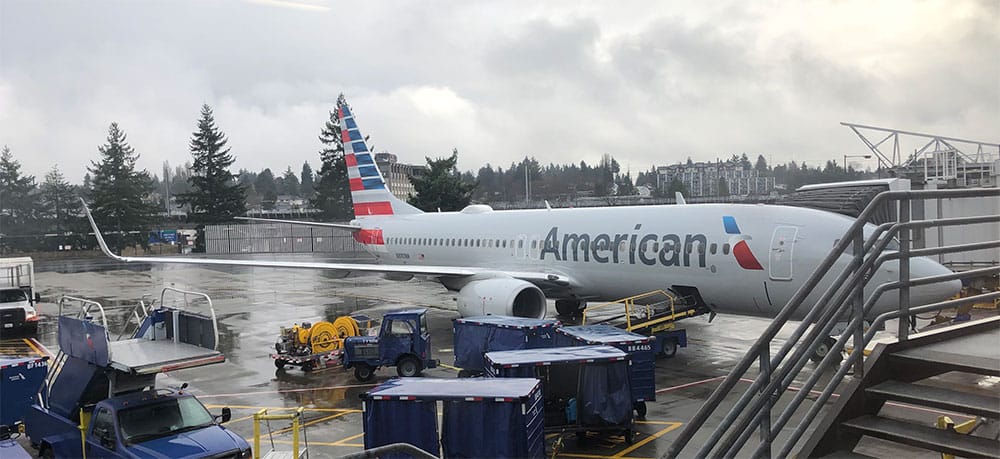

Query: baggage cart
[453,315,560,377]
[362,377,545,458]
[0,356,48,428]
[484,345,634,442]
[555,325,656,418]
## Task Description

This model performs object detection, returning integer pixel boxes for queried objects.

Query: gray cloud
[0,0,996,182]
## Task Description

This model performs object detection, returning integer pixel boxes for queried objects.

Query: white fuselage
[352,203,957,320]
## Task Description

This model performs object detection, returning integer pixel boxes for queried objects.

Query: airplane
[82,100,960,326]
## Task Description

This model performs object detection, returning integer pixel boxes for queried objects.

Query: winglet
[80,198,127,262]
[675,192,687,205]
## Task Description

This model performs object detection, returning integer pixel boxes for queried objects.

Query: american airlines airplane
[82,101,959,324]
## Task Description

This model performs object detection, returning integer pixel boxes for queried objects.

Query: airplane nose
[909,257,962,306]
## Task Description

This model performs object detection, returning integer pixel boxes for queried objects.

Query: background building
[656,161,775,197]
[374,152,425,200]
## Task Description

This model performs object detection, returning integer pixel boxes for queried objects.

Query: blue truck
[362,377,545,458]
[555,325,656,419]
[453,315,561,377]
[1,355,48,459]
[24,289,251,458]
[343,308,438,382]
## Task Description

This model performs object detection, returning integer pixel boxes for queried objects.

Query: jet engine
[456,278,547,319]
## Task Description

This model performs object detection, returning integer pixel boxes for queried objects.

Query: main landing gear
[555,299,586,317]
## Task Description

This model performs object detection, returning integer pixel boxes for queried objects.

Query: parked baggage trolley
[453,315,560,377]
[555,325,656,418]
[362,378,545,458]
[485,345,635,443]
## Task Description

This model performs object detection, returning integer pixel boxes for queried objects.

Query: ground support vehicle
[342,308,438,382]
[555,325,656,419]
[582,290,703,358]
[485,345,635,442]
[272,314,375,372]
[0,257,41,335]
[24,288,251,458]
[362,377,545,458]
[1,356,49,428]
[452,315,560,377]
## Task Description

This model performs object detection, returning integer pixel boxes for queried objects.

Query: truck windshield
[0,289,27,303]
[117,396,215,445]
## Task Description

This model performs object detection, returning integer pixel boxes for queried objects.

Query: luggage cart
[362,378,545,458]
[452,315,560,377]
[484,345,635,443]
[555,325,656,418]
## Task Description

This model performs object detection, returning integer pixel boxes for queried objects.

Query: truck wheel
[661,338,678,358]
[354,364,375,382]
[396,356,423,377]
[301,361,315,372]
[634,402,647,420]
[25,322,38,334]
[274,359,286,370]
[811,336,842,363]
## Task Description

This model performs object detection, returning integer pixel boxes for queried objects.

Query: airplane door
[769,226,798,281]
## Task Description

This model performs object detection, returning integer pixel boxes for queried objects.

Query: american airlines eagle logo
[723,216,764,270]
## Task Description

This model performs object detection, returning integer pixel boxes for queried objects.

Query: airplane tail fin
[338,102,423,217]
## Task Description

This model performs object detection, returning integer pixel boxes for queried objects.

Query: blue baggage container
[0,356,48,427]
[485,346,634,440]
[453,316,560,375]
[362,378,544,458]
[555,325,656,416]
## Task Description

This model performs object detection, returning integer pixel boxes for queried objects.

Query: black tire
[301,360,315,372]
[624,429,635,444]
[25,322,38,335]
[457,369,473,378]
[661,338,678,358]
[396,355,423,377]
[634,401,647,420]
[811,336,842,363]
[354,364,374,382]
[555,299,582,316]
[274,359,286,370]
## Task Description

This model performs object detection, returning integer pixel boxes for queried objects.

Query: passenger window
[531,240,537,249]
[722,243,730,255]
[518,240,523,249]
[710,243,717,254]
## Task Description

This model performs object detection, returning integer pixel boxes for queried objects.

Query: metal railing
[665,187,1000,458]
[253,407,308,459]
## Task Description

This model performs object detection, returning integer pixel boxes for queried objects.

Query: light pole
[843,154,872,174]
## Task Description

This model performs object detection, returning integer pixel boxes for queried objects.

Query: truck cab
[25,288,250,458]
[342,309,437,381]
[0,257,41,334]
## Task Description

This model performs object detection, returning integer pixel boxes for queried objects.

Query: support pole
[897,198,911,340]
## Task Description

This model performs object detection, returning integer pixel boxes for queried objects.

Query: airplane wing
[81,201,574,288]
[234,216,360,232]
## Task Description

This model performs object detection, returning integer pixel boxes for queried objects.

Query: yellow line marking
[438,363,461,372]
[331,432,365,446]
[226,414,256,425]
[557,454,652,459]
[612,422,682,458]
[22,338,44,357]
[263,439,364,447]
[204,405,359,413]
[267,411,354,437]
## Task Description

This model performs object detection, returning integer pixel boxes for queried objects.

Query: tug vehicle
[272,314,375,371]
[342,309,438,381]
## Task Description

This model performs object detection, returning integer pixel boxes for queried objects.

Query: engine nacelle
[456,278,547,319]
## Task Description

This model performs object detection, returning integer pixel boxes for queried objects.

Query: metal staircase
[664,188,1000,458]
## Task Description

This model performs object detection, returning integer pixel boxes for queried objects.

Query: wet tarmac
[3,255,994,458]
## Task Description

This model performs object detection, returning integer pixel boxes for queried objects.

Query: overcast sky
[1,0,997,183]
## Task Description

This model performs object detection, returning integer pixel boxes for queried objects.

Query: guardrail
[665,187,1000,458]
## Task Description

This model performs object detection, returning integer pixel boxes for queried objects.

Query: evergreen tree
[40,166,80,231]
[666,177,689,198]
[311,94,353,220]
[279,166,300,196]
[408,149,476,211]
[0,146,38,236]
[88,123,157,251]
[300,161,314,199]
[255,168,277,209]
[178,104,246,224]
[755,155,769,173]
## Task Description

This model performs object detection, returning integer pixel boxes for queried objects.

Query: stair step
[891,332,1000,377]
[867,380,1000,418]
[842,415,1000,459]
